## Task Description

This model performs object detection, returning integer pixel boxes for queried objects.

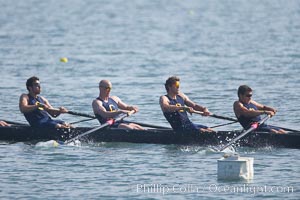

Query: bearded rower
[19,76,71,128]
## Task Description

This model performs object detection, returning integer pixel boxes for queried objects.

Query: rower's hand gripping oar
[218,115,271,152]
[191,110,238,122]
[64,110,135,145]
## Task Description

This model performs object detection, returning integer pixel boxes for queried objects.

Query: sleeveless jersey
[95,97,119,124]
[24,95,51,127]
[237,102,261,129]
[163,95,196,131]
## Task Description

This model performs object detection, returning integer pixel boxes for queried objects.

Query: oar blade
[218,115,271,152]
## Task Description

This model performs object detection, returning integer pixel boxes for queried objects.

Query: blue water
[0,0,299,199]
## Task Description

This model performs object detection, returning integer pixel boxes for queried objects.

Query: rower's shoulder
[178,92,189,100]
[92,98,102,106]
[233,100,243,108]
[39,95,47,101]
[19,93,29,99]
[233,100,240,105]
[159,95,169,106]
[159,95,168,101]
[110,95,120,102]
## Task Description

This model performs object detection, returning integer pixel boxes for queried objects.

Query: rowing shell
[0,125,299,149]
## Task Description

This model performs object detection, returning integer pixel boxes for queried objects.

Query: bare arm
[159,95,187,112]
[178,93,210,116]
[92,99,124,119]
[37,96,69,118]
[19,94,40,113]
[19,94,67,117]
[233,100,275,118]
[182,94,210,116]
[252,100,277,115]
[253,101,277,113]
[38,96,57,117]
[113,96,139,113]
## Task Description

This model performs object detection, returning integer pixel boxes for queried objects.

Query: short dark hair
[237,85,252,97]
[165,76,180,92]
[26,76,39,91]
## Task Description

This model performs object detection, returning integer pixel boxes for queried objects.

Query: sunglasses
[245,94,252,97]
[100,85,112,90]
[174,81,180,88]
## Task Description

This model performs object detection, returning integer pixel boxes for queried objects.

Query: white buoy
[35,140,60,147]
[217,154,254,180]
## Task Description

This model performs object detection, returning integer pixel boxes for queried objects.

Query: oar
[123,120,171,129]
[52,109,97,124]
[209,121,239,129]
[70,118,96,125]
[192,110,238,122]
[37,103,96,119]
[218,115,271,152]
[64,110,135,144]
[66,111,96,119]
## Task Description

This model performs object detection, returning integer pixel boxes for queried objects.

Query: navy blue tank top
[163,95,194,131]
[24,95,51,127]
[237,102,261,129]
[95,97,119,124]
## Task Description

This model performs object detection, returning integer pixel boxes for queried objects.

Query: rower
[92,80,144,130]
[233,85,286,134]
[19,76,71,129]
[159,76,213,132]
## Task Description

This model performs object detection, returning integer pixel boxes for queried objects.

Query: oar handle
[41,104,96,119]
[127,110,136,116]
[191,110,204,115]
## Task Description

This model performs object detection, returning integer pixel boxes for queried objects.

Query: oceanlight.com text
[136,184,294,195]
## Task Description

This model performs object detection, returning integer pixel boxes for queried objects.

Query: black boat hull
[0,125,299,149]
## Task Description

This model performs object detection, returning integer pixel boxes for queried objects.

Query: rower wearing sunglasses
[233,85,286,134]
[19,76,71,128]
[159,76,213,132]
[92,80,144,130]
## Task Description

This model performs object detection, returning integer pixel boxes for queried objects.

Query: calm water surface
[0,0,299,199]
